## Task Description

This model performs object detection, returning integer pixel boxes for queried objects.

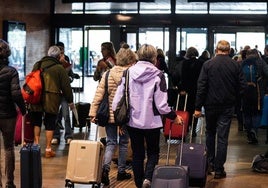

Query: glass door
[86,27,110,77]
[212,27,265,56]
[58,27,84,90]
[139,27,169,56]
[177,28,208,57]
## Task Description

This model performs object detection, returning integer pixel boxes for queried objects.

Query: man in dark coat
[194,40,247,179]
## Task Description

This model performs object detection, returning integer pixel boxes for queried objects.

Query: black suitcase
[72,84,91,132]
[72,102,91,131]
[176,116,207,188]
[151,122,189,188]
[20,144,42,188]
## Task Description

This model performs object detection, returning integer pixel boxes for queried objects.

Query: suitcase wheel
[65,180,74,188]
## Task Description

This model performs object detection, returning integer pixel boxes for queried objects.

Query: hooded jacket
[112,61,177,129]
[89,65,129,124]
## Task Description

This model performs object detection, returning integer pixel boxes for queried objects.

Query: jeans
[243,105,261,138]
[205,106,234,173]
[127,126,160,188]
[0,117,16,187]
[53,97,73,140]
[103,123,129,173]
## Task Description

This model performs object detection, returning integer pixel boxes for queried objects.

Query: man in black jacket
[194,40,247,179]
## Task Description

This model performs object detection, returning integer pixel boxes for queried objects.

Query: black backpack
[252,154,268,173]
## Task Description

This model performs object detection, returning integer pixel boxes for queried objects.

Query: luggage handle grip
[190,115,204,144]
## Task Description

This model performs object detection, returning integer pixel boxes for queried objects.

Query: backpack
[21,61,56,104]
[252,154,268,173]
[242,61,261,109]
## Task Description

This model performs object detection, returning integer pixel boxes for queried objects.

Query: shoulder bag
[96,70,110,127]
[114,69,130,126]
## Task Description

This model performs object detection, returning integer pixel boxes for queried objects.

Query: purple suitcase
[176,116,207,188]
[151,122,189,188]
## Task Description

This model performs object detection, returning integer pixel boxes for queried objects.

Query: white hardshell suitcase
[65,121,104,188]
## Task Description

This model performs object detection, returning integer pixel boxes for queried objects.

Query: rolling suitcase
[15,109,34,146]
[72,102,90,131]
[65,121,104,188]
[176,116,207,188]
[164,93,189,140]
[72,83,91,132]
[20,116,42,188]
[151,122,189,188]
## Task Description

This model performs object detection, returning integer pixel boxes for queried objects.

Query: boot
[101,168,109,186]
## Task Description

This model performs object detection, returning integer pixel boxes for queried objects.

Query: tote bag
[96,71,110,127]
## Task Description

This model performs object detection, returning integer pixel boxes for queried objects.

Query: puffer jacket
[30,56,73,114]
[0,60,26,118]
[112,61,177,129]
[89,65,129,124]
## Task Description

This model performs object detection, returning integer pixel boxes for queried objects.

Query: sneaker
[142,179,151,188]
[214,171,226,179]
[51,138,59,145]
[101,169,110,186]
[44,149,56,158]
[117,172,132,181]
[66,138,72,145]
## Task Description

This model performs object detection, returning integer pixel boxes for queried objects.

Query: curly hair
[0,39,11,59]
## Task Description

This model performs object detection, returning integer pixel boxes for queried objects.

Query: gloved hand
[73,73,80,79]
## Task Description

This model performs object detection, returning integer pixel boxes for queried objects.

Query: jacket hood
[130,61,160,83]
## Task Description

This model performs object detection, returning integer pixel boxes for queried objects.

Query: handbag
[96,71,110,127]
[114,69,130,126]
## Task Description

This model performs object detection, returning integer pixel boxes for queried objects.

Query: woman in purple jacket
[113,44,183,188]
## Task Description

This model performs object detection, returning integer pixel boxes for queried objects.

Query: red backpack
[22,61,56,104]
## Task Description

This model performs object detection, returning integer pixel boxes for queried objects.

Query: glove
[73,73,80,79]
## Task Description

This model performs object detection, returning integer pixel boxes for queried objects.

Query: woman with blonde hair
[89,47,136,186]
[113,44,183,188]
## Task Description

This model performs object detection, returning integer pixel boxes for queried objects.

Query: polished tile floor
[8,77,268,188]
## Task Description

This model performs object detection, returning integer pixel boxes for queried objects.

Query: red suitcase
[14,109,34,146]
[164,94,189,140]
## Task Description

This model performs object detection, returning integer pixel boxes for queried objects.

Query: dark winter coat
[0,59,26,118]
[195,54,247,111]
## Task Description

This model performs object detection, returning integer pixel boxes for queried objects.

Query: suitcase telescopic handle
[21,115,25,146]
[178,120,185,166]
[190,115,204,144]
[176,93,188,111]
[166,122,172,165]
[168,120,185,166]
